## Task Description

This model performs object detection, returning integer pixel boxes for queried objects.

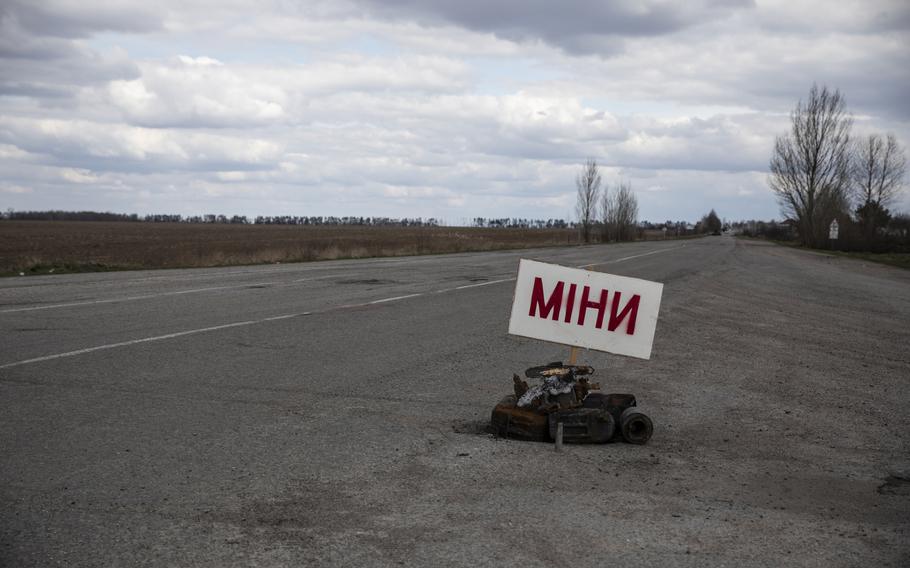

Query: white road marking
[0,321,257,370]
[369,293,423,304]
[2,294,161,313]
[454,278,515,290]
[0,274,340,314]
[0,244,685,370]
[263,312,310,321]
[576,245,684,269]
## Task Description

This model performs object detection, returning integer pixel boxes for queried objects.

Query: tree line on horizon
[0,210,446,227]
[0,210,574,229]
[1,208,705,233]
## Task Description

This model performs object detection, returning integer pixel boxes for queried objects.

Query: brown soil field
[0,221,587,275]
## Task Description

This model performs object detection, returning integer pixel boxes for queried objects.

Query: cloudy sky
[1,0,908,223]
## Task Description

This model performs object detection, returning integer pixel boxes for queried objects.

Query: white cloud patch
[0,116,283,171]
[60,168,101,183]
[107,57,287,128]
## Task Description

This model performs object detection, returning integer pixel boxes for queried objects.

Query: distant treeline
[471,217,700,233]
[4,210,148,222]
[3,210,579,229]
[2,209,708,235]
[471,218,570,228]
[2,210,446,227]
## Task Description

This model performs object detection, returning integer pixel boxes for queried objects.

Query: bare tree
[769,84,852,247]
[614,180,639,241]
[853,133,907,241]
[575,158,601,243]
[602,180,638,242]
[601,183,615,241]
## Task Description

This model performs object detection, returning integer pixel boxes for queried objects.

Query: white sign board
[508,259,664,360]
[829,219,839,240]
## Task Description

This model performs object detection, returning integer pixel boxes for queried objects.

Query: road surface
[1,236,908,567]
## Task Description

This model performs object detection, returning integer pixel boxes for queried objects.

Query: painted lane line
[1,287,237,314]
[263,312,310,321]
[0,274,341,314]
[1,293,426,370]
[0,320,258,370]
[454,278,515,290]
[1,297,394,370]
[0,246,680,370]
[601,245,684,264]
[1,294,160,313]
[369,293,423,304]
[574,245,684,269]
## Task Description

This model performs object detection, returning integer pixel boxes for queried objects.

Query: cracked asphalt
[1,236,908,567]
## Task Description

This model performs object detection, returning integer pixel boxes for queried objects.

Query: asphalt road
[1,236,908,567]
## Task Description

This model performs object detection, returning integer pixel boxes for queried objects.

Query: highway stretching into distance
[0,240,683,372]
[2,236,909,567]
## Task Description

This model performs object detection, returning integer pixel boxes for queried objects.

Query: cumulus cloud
[99,53,473,129]
[107,57,287,128]
[606,114,782,172]
[0,116,282,172]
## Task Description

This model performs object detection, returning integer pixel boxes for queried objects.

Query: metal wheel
[620,407,653,444]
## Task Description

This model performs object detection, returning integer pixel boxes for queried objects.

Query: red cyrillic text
[528,277,640,335]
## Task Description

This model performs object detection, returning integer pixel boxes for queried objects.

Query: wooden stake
[568,346,580,365]
[555,422,564,452]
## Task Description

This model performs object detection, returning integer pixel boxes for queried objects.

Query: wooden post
[568,346,580,365]
[555,422,564,452]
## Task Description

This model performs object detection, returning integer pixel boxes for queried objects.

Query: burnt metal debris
[491,362,653,445]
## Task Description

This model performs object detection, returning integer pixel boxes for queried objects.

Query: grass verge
[738,236,910,270]
[820,250,910,270]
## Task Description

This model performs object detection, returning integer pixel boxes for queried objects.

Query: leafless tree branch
[576,158,601,243]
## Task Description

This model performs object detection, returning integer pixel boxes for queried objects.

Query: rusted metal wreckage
[491,362,653,445]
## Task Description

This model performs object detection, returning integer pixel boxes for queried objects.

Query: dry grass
[820,250,910,270]
[1,221,585,275]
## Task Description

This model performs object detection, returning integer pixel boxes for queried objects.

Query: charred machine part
[490,363,654,445]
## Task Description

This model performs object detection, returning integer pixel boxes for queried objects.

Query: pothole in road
[878,475,910,496]
[451,419,495,436]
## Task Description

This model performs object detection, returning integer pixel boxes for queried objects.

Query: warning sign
[508,259,664,360]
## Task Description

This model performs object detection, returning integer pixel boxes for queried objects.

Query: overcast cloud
[1,0,908,222]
